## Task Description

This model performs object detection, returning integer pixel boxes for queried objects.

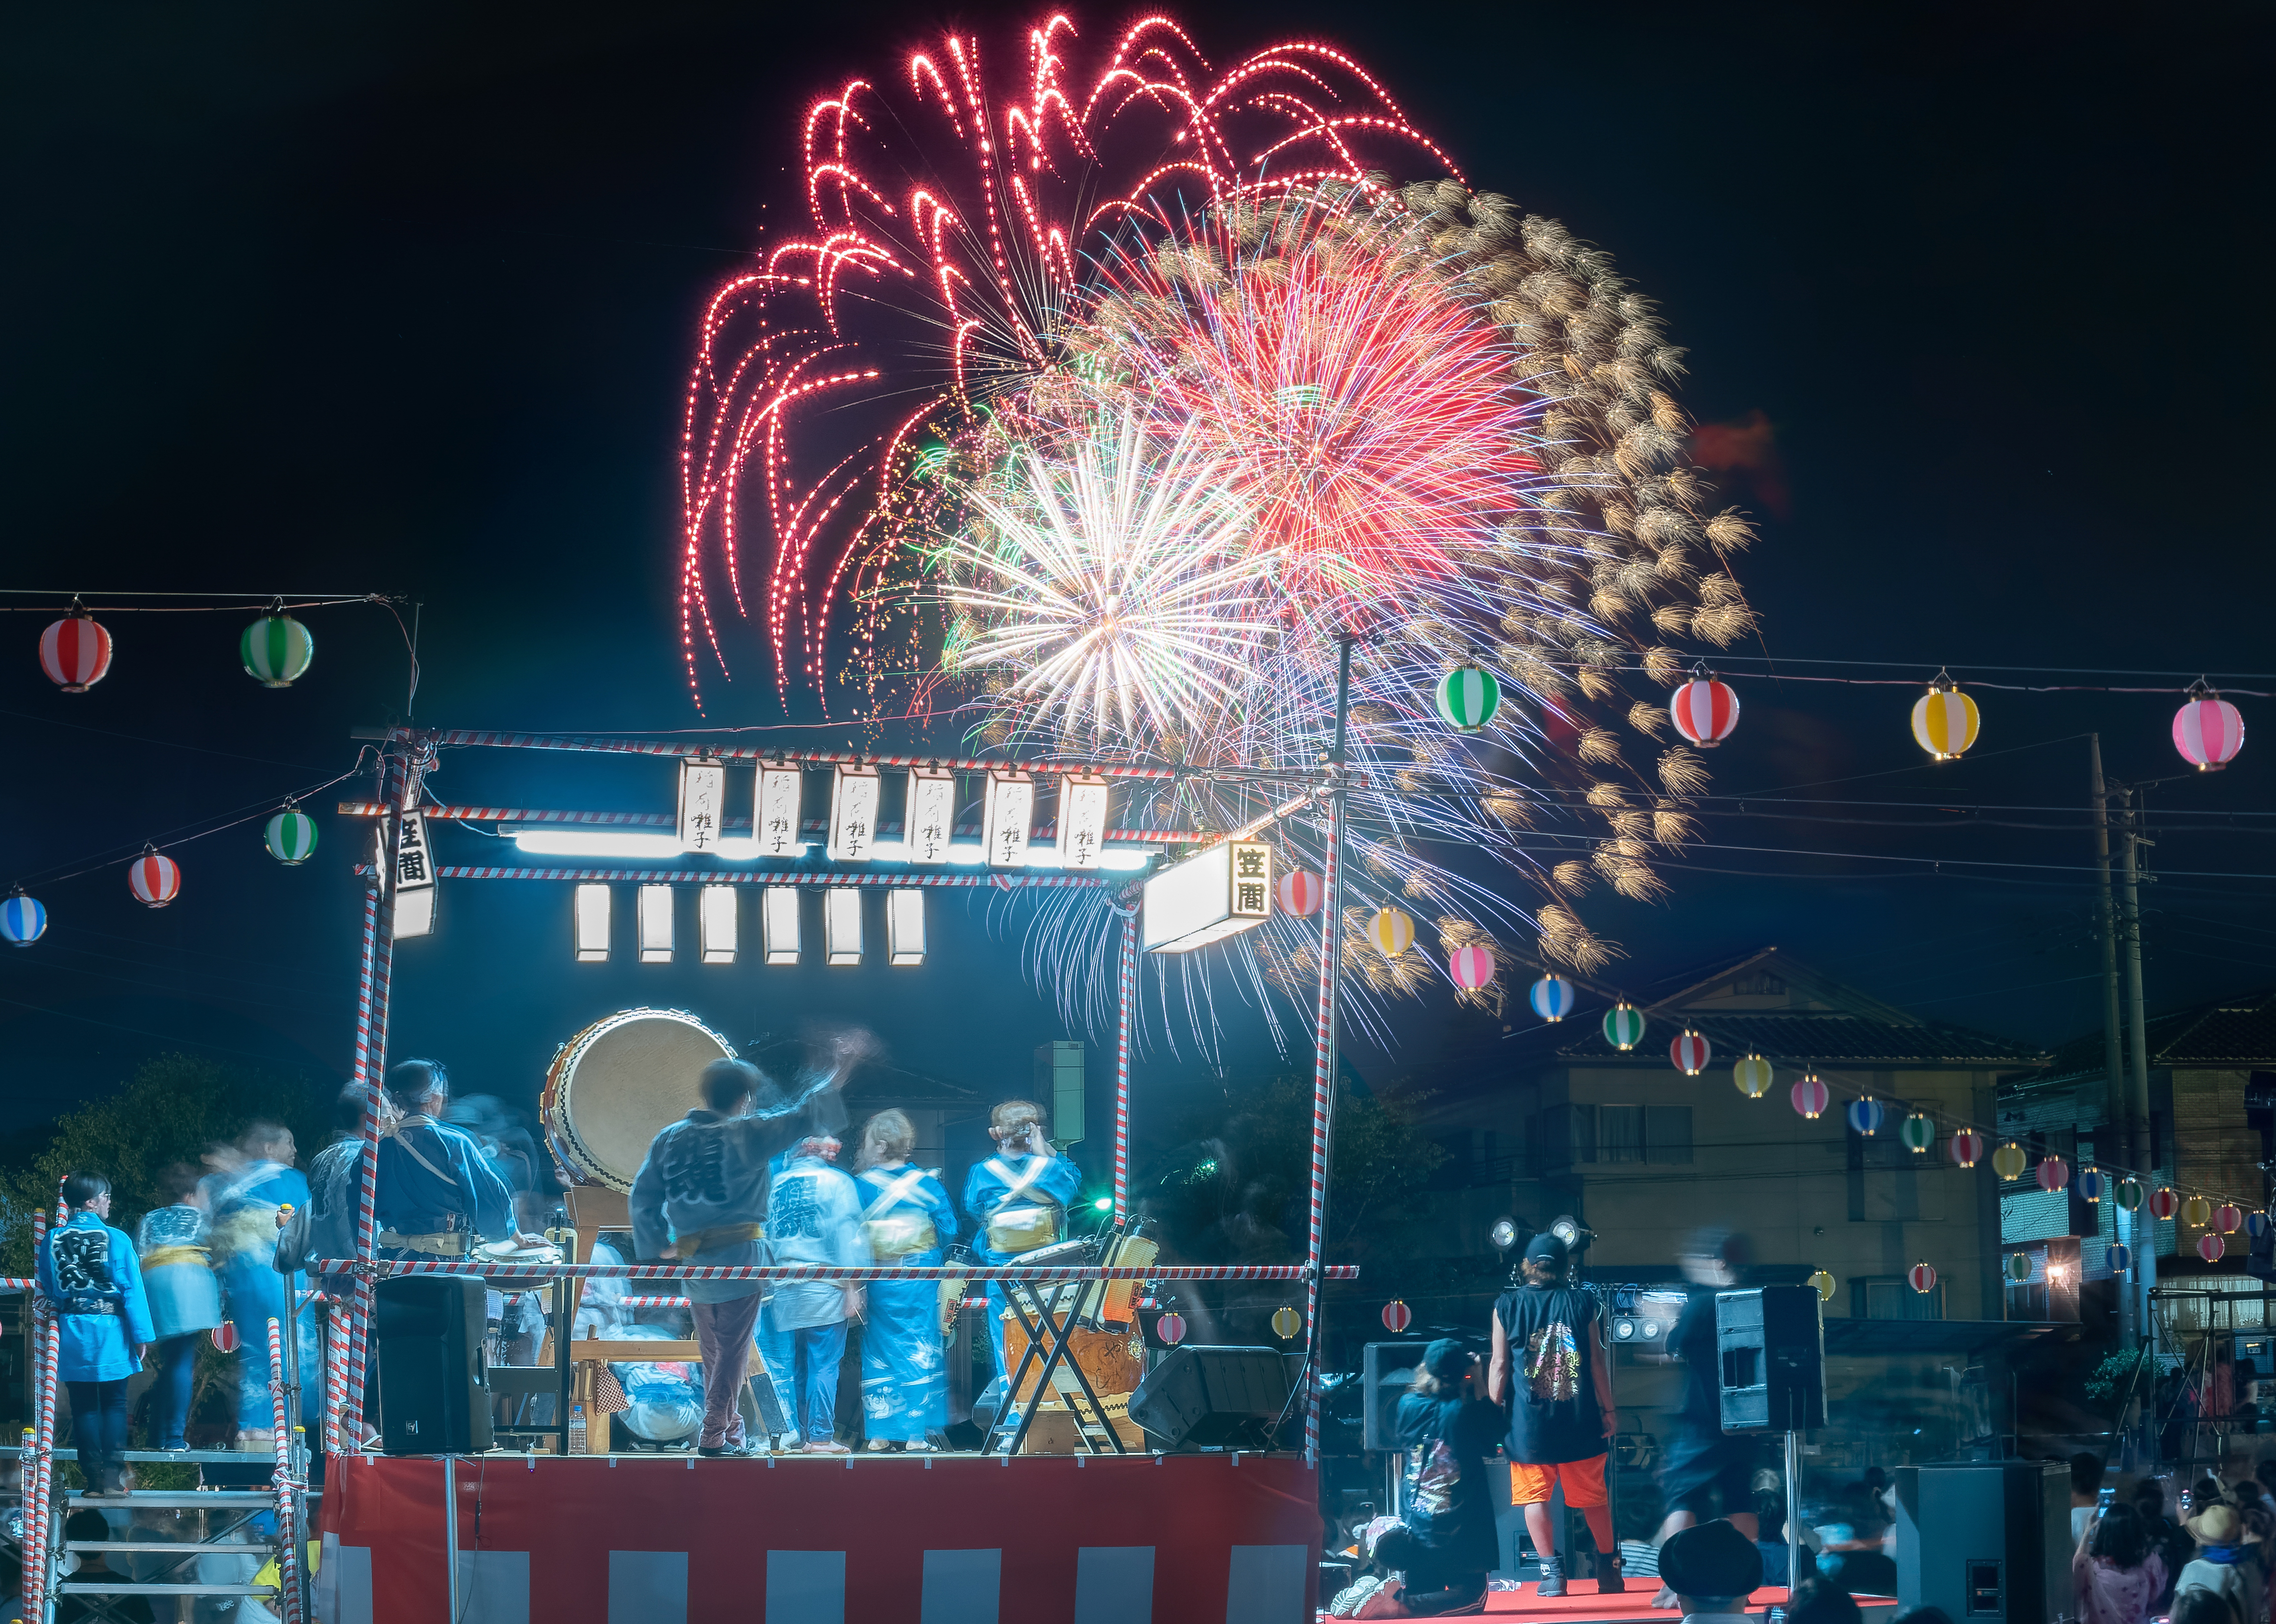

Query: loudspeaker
[1894,1461,2069,1624]
[1362,1341,1432,1452]
[376,1276,493,1455]
[1714,1285,1824,1432]
[1128,1345,1291,1450]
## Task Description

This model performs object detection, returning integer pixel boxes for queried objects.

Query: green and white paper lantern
[264,808,319,866]
[1433,663,1501,734]
[241,611,314,688]
[1899,1112,1937,1154]
[1602,1001,1646,1052]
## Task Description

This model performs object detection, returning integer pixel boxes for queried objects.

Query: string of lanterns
[36,603,318,693]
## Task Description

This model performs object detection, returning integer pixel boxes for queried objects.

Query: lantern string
[0,591,395,611]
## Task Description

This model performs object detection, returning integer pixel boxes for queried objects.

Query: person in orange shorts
[1489,1231,1622,1596]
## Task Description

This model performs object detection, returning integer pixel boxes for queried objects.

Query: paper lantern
[1908,1262,1938,1295]
[2116,1177,2144,1213]
[2107,1243,2132,1275]
[210,1322,240,1354]
[1670,1030,1711,1076]
[1155,1310,1187,1346]
[128,848,181,909]
[1271,1305,1302,1340]
[1900,1113,1936,1153]
[1807,1269,1836,1302]
[2148,1186,2179,1221]
[0,890,46,947]
[1991,1142,2028,1181]
[1602,1002,1646,1051]
[1732,1054,1774,1100]
[1669,671,1740,748]
[1847,1097,1886,1137]
[1434,663,1501,733]
[1791,1074,1829,1119]
[2036,1156,2070,1194]
[1449,944,1496,992]
[2216,1204,2244,1235]
[2200,1234,2227,1263]
[240,610,314,688]
[2181,1194,2212,1229]
[1911,675,1980,761]
[1529,974,1575,1021]
[2006,1251,2034,1284]
[2249,1211,2272,1242]
[2174,685,2245,773]
[1949,1129,1984,1168]
[2076,1167,2106,1202]
[1381,1299,1413,1334]
[39,611,113,692]
[1277,869,1323,918]
[1369,906,1414,958]
[264,808,319,866]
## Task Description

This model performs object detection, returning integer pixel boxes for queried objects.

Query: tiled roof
[1550,1010,2047,1067]
[2034,988,2276,1087]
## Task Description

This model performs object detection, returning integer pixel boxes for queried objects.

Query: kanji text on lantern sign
[757,763,803,857]
[677,756,727,851]
[1142,838,1274,953]
[906,767,956,864]
[394,812,433,890]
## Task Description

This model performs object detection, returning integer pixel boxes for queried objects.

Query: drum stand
[988,1280,1131,1456]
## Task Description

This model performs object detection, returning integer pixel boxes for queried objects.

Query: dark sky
[5,2,2272,1149]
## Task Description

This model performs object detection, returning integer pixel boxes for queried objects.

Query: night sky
[6,2,2272,1153]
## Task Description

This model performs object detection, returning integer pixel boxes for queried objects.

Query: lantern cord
[0,592,397,612]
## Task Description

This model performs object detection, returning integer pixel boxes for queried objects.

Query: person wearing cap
[1488,1230,1621,1596]
[2175,1502,2259,1624]
[1650,1229,1763,1608]
[1657,1518,1765,1624]
[1386,1339,1503,1615]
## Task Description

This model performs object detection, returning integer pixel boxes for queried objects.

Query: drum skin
[1002,1313,1146,1405]
[541,1008,735,1191]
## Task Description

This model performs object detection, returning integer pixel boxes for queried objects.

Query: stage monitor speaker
[1128,1345,1291,1450]
[1714,1285,1824,1432]
[1361,1341,1432,1452]
[376,1276,493,1455]
[1894,1461,2068,1624]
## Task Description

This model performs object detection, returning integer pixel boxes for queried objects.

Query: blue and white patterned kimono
[854,1164,959,1441]
[960,1150,1082,1380]
[211,1159,319,1427]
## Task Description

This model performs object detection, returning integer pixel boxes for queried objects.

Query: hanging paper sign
[982,770,1035,868]
[393,810,436,939]
[755,763,805,859]
[1057,774,1111,870]
[904,766,956,864]
[826,764,881,862]
[677,756,727,853]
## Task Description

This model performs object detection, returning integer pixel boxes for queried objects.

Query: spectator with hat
[1657,1518,1765,1624]
[2176,1502,2259,1624]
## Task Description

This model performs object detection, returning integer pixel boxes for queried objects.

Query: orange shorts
[1509,1455,1608,1508]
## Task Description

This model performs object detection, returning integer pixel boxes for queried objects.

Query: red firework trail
[678,11,1455,711]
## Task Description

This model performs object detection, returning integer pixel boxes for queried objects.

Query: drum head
[547,1009,734,1192]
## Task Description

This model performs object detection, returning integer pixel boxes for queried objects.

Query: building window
[1646,1106,1694,1165]
[1600,1105,1644,1163]
[1856,1276,1944,1321]
[1593,1105,1693,1165]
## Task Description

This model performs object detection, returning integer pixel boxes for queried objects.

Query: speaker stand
[1784,1428,1805,1591]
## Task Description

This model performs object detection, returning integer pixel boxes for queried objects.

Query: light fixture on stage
[392,810,437,938]
[1140,839,1272,954]
[761,887,800,964]
[982,770,1034,867]
[677,754,727,853]
[1056,773,1110,870]
[886,889,924,965]
[905,766,955,865]
[512,829,687,860]
[755,761,805,858]
[698,885,736,964]
[824,889,862,965]
[1550,1215,1584,1248]
[637,885,674,963]
[827,764,881,861]
[573,884,610,962]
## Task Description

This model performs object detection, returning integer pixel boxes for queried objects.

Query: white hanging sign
[1057,774,1111,871]
[755,763,805,858]
[904,767,956,865]
[982,770,1035,868]
[678,756,727,852]
[392,810,437,938]
[828,765,882,862]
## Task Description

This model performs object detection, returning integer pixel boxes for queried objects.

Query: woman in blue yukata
[959,1100,1082,1383]
[852,1110,958,1451]
[209,1121,319,1443]
[135,1163,225,1452]
[39,1173,156,1495]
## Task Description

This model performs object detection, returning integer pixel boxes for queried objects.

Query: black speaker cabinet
[1128,1345,1291,1450]
[1894,1461,2069,1624]
[1361,1341,1432,1452]
[1714,1285,1824,1432]
[376,1276,493,1455]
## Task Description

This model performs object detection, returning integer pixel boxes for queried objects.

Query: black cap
[1424,1339,1474,1380]
[1525,1231,1569,1268]
[1658,1518,1762,1600]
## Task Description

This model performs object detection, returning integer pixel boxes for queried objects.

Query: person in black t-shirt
[1651,1229,1762,1608]
[1489,1232,1622,1596]
[1378,1340,1507,1615]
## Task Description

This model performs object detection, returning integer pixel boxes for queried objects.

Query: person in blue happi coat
[39,1173,156,1495]
[764,1135,870,1452]
[371,1058,526,1262]
[960,1099,1082,1384]
[136,1163,224,1452]
[851,1110,958,1450]
[209,1120,321,1440]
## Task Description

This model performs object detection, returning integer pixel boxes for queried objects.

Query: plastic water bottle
[568,1402,587,1455]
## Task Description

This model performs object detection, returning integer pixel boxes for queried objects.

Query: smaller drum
[542,1008,735,1192]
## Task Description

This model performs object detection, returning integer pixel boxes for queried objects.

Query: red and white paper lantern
[128,849,181,909]
[1668,671,1740,748]
[2200,1234,2227,1263]
[2148,1186,2179,1221]
[1155,1311,1187,1346]
[1448,943,1496,992]
[2035,1155,2070,1194]
[2216,1203,2244,1234]
[1908,1262,1938,1295]
[1276,869,1323,918]
[1948,1129,1984,1168]
[1670,1030,1711,1075]
[1381,1299,1413,1334]
[1791,1074,1830,1119]
[2173,686,2245,773]
[39,612,113,692]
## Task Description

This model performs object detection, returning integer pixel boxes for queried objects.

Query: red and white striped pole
[23,1208,54,1620]
[1302,632,1358,1465]
[1112,908,1138,1215]
[342,879,394,1444]
[268,1318,303,1624]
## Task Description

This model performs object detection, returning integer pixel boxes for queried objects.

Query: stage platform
[318,1448,1323,1622]
[1468,1585,1898,1620]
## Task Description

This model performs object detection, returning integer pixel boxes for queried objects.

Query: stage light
[514,830,686,860]
[1057,773,1111,870]
[762,887,800,964]
[1613,1317,1636,1340]
[982,770,1035,867]
[1490,1218,1518,1252]
[573,884,610,961]
[905,766,956,865]
[1550,1216,1581,1247]
[828,764,882,861]
[886,889,924,965]
[1092,1197,1114,1212]
[1141,840,1272,954]
[1639,1319,1662,1340]
[678,754,727,853]
[824,889,863,965]
[698,885,736,964]
[638,885,674,962]
[755,761,805,859]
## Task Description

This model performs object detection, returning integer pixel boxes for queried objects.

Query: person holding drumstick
[961,1100,1082,1384]
[371,1059,531,1262]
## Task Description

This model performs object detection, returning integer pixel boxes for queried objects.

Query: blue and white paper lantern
[1529,974,1576,1022]
[1846,1096,1886,1137]
[0,891,45,946]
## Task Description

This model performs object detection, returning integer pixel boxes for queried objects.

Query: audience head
[1659,1519,1765,1615]
[2089,1503,2149,1569]
[2176,1590,2240,1624]
[2071,1452,2106,1499]
[59,1172,111,1214]
[1785,1579,1865,1624]
[1892,1610,1955,1624]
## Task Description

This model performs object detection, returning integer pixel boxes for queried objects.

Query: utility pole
[2117,786,2157,1398]
[2091,738,2134,1347]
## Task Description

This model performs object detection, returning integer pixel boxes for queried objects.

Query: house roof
[2027,987,2276,1092]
